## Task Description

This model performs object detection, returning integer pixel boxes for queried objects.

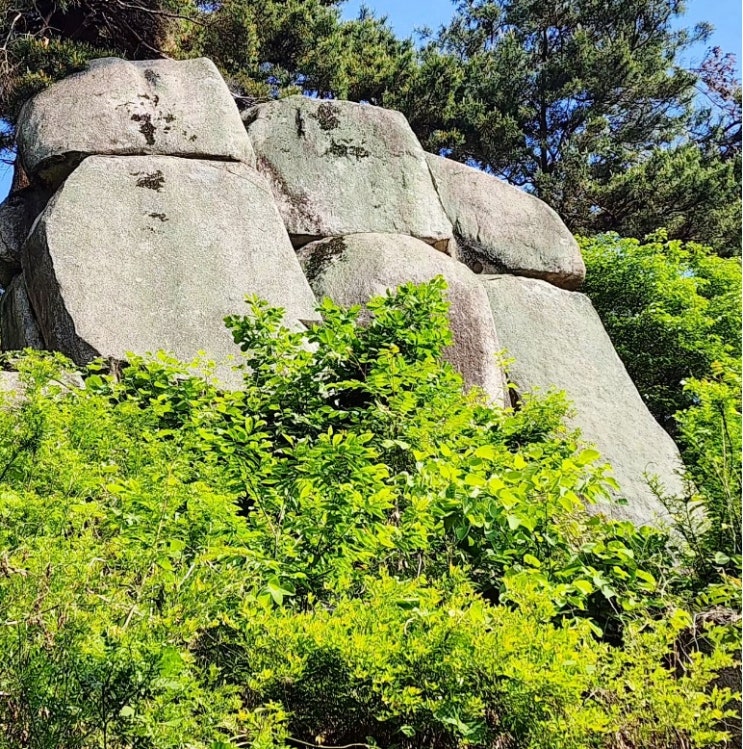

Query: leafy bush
[0,282,736,748]
[580,233,741,592]
[580,232,741,432]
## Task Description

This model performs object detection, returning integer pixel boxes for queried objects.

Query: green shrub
[579,231,741,433]
[0,281,736,748]
[580,232,742,594]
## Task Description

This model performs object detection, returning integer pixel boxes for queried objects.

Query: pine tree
[391,0,741,255]
[406,1,701,208]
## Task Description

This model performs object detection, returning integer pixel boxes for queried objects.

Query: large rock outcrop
[482,275,685,525]
[298,233,508,405]
[426,154,585,290]
[245,97,453,249]
[17,57,256,188]
[0,55,689,528]
[22,155,318,384]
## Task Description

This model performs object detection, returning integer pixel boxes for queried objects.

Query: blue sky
[2,0,740,198]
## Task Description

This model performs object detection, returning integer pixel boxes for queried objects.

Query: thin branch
[110,0,210,27]
[288,740,374,749]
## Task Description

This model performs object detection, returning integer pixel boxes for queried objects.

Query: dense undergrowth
[581,233,742,601]
[0,280,738,748]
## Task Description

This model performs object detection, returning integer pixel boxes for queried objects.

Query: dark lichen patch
[456,238,504,274]
[130,113,156,145]
[326,139,370,159]
[316,102,340,131]
[301,236,347,283]
[134,170,165,191]
[189,135,198,142]
[144,69,161,86]
[164,113,176,123]
[295,108,306,138]
[139,93,160,107]
[149,212,168,222]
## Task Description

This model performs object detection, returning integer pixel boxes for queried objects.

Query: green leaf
[506,514,522,530]
[159,646,184,678]
[573,579,593,596]
[474,444,499,460]
[576,448,602,466]
[523,553,541,568]
[265,576,295,606]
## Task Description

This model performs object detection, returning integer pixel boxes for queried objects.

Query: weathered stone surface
[0,366,84,407]
[18,57,256,187]
[245,97,452,248]
[0,274,44,351]
[482,275,685,525]
[298,233,508,404]
[426,154,585,290]
[22,155,318,385]
[0,370,25,406]
[0,189,50,287]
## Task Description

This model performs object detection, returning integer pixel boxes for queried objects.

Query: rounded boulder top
[245,96,453,249]
[17,57,256,188]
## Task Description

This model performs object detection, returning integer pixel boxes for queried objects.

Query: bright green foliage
[0,282,736,748]
[580,232,741,431]
[673,366,742,586]
[581,233,742,591]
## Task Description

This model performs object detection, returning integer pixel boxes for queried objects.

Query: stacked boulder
[245,95,509,405]
[1,56,685,526]
[7,57,318,386]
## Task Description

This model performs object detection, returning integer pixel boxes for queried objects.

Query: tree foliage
[396,1,700,213]
[591,143,741,257]
[0,282,737,748]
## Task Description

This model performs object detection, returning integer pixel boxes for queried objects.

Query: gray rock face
[482,275,685,525]
[0,370,25,406]
[0,366,84,407]
[426,154,585,290]
[0,274,44,351]
[0,189,50,287]
[245,97,452,249]
[18,57,255,188]
[298,233,508,404]
[22,155,318,385]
